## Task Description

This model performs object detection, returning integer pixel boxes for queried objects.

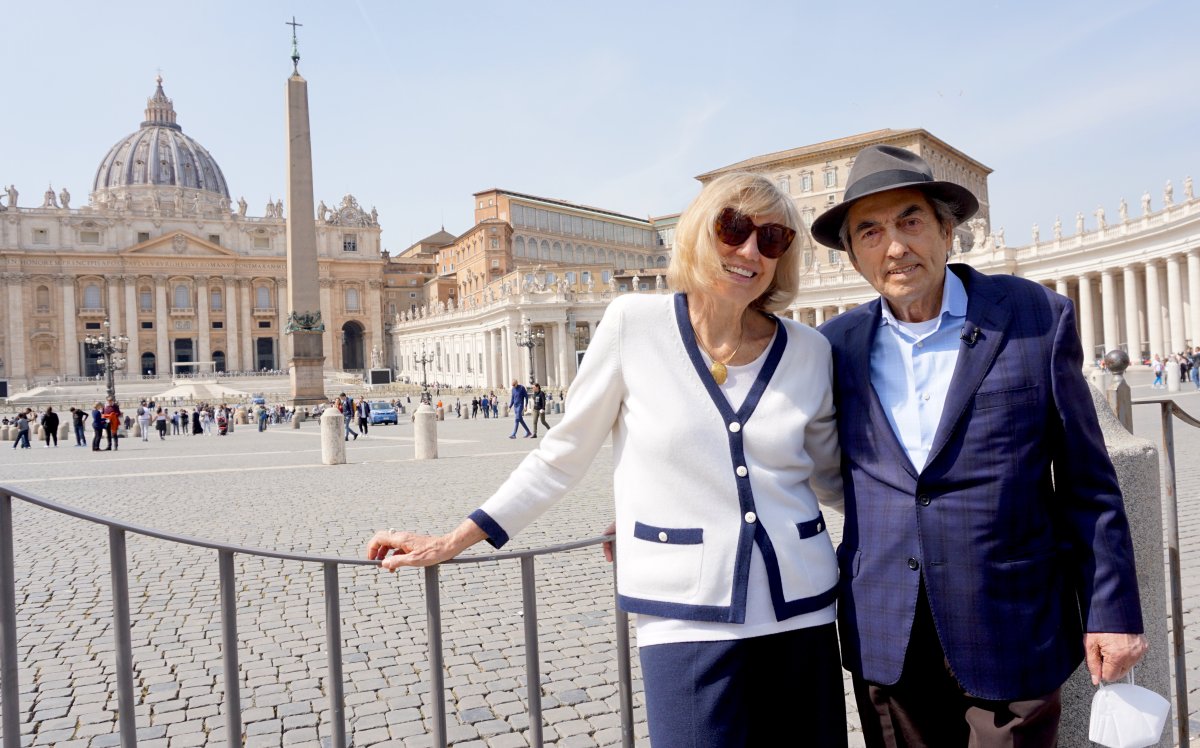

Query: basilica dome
[91,77,230,204]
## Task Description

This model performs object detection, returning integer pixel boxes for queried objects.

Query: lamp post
[514,317,545,386]
[84,319,130,402]
[415,344,435,404]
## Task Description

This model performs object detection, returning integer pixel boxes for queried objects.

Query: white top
[471,293,843,628]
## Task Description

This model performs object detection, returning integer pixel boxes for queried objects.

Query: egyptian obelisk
[283,18,326,405]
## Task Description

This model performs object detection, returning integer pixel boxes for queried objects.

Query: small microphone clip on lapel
[960,324,980,346]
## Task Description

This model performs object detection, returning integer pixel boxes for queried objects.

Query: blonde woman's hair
[667,172,805,312]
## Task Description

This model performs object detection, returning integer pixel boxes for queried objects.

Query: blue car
[368,401,398,425]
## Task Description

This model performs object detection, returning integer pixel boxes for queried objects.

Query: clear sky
[5,0,1197,252]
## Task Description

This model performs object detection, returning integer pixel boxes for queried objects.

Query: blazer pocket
[974,383,1038,410]
[624,521,705,601]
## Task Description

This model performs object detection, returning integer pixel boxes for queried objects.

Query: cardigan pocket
[623,521,706,601]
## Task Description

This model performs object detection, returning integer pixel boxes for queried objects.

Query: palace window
[800,172,813,192]
[823,168,838,188]
[778,175,790,194]
[342,234,358,252]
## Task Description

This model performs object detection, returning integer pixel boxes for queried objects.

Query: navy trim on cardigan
[634,521,704,545]
[673,292,794,623]
[469,508,509,549]
[797,512,826,539]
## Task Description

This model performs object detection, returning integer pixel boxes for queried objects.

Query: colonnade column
[1122,266,1141,359]
[197,277,211,365]
[124,276,140,376]
[225,277,240,372]
[1189,251,1200,349]
[107,278,122,333]
[1166,255,1186,353]
[1145,262,1165,360]
[484,329,495,389]
[4,275,27,385]
[501,325,512,384]
[154,275,169,374]
[239,279,253,370]
[1055,279,1068,299]
[1100,269,1119,354]
[1077,274,1096,362]
[59,275,79,377]
[556,321,571,389]
[814,307,826,326]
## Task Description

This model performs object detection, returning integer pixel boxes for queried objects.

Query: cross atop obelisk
[283,18,326,405]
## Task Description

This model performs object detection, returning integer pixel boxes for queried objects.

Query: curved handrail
[1133,397,1200,429]
[0,483,612,565]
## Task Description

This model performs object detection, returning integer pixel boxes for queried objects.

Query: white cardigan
[471,293,842,623]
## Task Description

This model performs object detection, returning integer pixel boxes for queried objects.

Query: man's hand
[1084,632,1148,684]
[602,522,616,563]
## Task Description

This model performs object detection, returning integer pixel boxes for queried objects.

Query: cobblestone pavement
[0,371,1198,747]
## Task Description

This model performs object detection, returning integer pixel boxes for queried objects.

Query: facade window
[256,286,271,309]
[800,172,813,192]
[253,236,270,249]
[173,284,191,309]
[409,292,417,299]
[139,287,153,311]
[601,270,612,283]
[208,234,221,245]
[491,239,499,249]
[211,289,222,311]
[581,271,591,284]
[823,169,838,188]
[778,175,790,194]
[80,230,101,244]
[345,288,361,311]
[141,321,154,329]
[36,285,50,312]
[84,321,101,330]
[257,320,271,329]
[33,229,48,244]
[801,208,816,228]
[342,234,358,252]
[212,321,224,329]
[137,232,151,243]
[82,284,102,309]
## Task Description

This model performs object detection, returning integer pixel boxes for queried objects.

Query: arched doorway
[255,338,276,371]
[141,352,156,376]
[341,321,365,370]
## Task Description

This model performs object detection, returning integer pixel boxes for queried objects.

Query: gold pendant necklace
[698,325,744,386]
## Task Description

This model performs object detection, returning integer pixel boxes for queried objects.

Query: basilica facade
[0,78,385,387]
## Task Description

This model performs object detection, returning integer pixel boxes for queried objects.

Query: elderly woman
[367,173,846,745]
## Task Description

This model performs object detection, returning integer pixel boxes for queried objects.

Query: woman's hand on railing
[367,519,487,571]
[602,522,615,563]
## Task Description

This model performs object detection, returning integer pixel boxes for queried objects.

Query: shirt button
[916,342,924,349]
[736,466,748,477]
[907,557,920,571]
[922,393,931,401]
[728,421,741,433]
[658,531,668,542]
[744,512,757,524]
[918,494,931,506]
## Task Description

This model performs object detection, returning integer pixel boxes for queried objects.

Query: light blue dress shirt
[869,270,968,472]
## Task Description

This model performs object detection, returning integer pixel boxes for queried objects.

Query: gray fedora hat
[810,144,979,250]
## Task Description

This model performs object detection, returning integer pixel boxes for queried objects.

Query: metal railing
[1133,397,1200,747]
[0,486,634,748]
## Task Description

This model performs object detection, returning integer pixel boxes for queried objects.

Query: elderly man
[811,145,1146,746]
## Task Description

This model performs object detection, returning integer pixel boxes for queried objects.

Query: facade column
[319,278,334,370]
[484,328,495,389]
[1055,279,1069,298]
[814,307,826,325]
[1100,269,1119,354]
[59,274,79,377]
[5,275,28,385]
[154,275,169,375]
[1077,274,1097,363]
[1145,262,1165,360]
[107,278,122,331]
[501,325,512,384]
[366,280,383,370]
[556,321,570,389]
[197,276,211,365]
[124,276,140,376]
[276,278,289,366]
[225,277,240,372]
[1166,254,1186,353]
[1122,266,1141,359]
[239,279,253,370]
[1188,250,1200,348]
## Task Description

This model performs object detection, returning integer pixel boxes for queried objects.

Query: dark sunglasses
[713,207,796,259]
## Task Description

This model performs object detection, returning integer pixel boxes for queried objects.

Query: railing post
[108,527,137,748]
[323,563,347,748]
[520,556,543,747]
[612,551,634,748]
[1,494,23,748]
[218,551,242,746]
[424,565,447,747]
[1159,403,1189,746]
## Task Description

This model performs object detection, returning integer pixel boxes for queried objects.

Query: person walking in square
[530,383,551,438]
[12,411,30,449]
[40,407,59,448]
[507,379,532,438]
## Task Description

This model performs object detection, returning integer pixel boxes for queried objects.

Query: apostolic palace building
[2,79,1198,394]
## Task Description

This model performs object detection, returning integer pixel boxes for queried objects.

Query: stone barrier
[1058,385,1169,747]
[414,403,437,460]
[320,408,346,465]
[57,423,69,441]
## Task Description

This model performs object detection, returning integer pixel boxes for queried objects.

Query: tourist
[70,406,87,446]
[368,173,846,745]
[41,406,59,448]
[90,402,105,451]
[12,411,30,449]
[154,407,168,440]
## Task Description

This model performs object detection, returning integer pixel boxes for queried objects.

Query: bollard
[236,409,248,425]
[320,408,346,465]
[414,403,438,459]
[291,412,301,429]
[0,425,9,441]
[502,404,510,418]
[58,422,70,441]
[1166,362,1181,392]
[435,406,444,421]
[131,422,142,438]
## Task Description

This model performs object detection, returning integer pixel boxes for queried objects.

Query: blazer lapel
[924,266,1011,469]
[842,300,920,480]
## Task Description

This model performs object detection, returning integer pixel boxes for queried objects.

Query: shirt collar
[877,265,968,328]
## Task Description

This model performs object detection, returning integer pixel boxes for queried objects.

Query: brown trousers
[853,587,1061,748]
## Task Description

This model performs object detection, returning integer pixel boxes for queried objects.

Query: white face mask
[1088,681,1170,748]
